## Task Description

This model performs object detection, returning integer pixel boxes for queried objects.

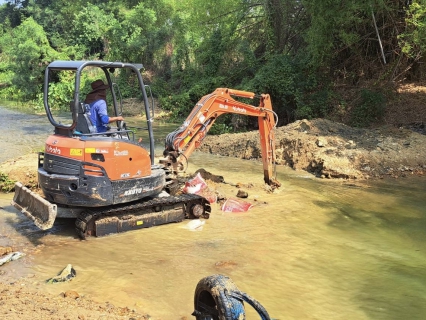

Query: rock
[194,168,224,183]
[316,138,327,147]
[64,290,80,300]
[236,189,248,198]
[0,252,24,266]
[0,246,13,256]
[46,264,76,283]
[299,120,311,131]
[236,182,253,189]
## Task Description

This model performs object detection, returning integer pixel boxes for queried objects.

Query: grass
[0,172,16,193]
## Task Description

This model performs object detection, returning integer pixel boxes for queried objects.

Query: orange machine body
[44,135,152,180]
[39,135,165,207]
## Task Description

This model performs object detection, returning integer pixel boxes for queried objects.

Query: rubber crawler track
[75,193,211,239]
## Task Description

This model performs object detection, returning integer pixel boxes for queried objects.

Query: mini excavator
[11,60,279,239]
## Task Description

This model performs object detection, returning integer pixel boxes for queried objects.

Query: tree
[72,3,117,59]
[398,0,426,80]
[0,17,64,99]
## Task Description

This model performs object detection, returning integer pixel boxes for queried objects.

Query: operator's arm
[107,115,124,123]
[96,101,124,124]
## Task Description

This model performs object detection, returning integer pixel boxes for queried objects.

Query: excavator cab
[44,61,154,150]
[35,60,166,206]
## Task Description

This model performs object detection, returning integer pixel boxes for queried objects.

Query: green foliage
[250,54,297,109]
[295,89,332,120]
[301,0,372,68]
[399,1,426,59]
[187,77,226,101]
[71,4,118,58]
[0,172,15,193]
[155,76,225,121]
[209,122,233,135]
[248,54,332,122]
[150,77,173,100]
[196,29,226,77]
[106,3,155,61]
[44,81,74,111]
[350,89,385,127]
[158,91,191,120]
[0,0,422,129]
[0,17,65,99]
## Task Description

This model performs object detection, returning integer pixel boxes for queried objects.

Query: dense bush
[0,0,422,128]
[350,89,386,127]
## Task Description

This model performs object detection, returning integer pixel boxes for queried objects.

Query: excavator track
[75,193,211,239]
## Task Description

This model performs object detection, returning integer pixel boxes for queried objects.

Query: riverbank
[0,279,150,319]
[199,118,426,180]
[2,118,425,191]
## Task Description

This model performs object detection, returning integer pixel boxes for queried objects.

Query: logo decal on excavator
[124,188,142,196]
[232,106,247,113]
[219,104,228,110]
[46,145,61,155]
[114,150,129,156]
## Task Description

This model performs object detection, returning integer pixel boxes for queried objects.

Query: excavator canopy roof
[47,60,144,71]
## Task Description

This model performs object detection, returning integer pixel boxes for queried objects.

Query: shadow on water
[2,202,78,247]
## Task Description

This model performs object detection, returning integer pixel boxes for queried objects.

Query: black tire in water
[193,274,245,320]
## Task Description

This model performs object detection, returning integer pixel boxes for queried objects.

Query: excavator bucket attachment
[11,182,57,230]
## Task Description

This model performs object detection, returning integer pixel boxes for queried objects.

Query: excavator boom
[163,88,280,187]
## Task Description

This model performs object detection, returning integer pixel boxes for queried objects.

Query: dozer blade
[11,182,57,230]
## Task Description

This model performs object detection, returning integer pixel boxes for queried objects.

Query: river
[0,106,426,319]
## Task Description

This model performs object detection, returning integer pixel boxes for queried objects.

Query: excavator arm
[162,88,280,187]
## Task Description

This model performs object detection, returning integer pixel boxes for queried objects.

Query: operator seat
[70,100,97,134]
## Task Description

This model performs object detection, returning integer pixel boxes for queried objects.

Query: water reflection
[1,106,426,319]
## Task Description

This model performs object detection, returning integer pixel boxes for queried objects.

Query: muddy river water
[1,106,426,319]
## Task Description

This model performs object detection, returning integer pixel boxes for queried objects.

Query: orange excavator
[11,60,279,239]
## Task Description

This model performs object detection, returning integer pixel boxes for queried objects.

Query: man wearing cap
[84,79,124,133]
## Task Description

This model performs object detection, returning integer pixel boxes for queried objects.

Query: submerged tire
[193,274,245,320]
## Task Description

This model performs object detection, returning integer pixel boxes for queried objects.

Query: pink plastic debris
[182,172,208,194]
[221,198,253,212]
[182,173,217,203]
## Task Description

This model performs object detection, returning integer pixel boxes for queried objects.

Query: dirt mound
[0,279,149,320]
[1,118,425,188]
[0,155,38,191]
[199,118,426,180]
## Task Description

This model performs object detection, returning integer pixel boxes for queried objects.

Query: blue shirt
[89,99,110,133]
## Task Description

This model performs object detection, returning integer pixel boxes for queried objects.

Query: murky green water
[1,106,426,319]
